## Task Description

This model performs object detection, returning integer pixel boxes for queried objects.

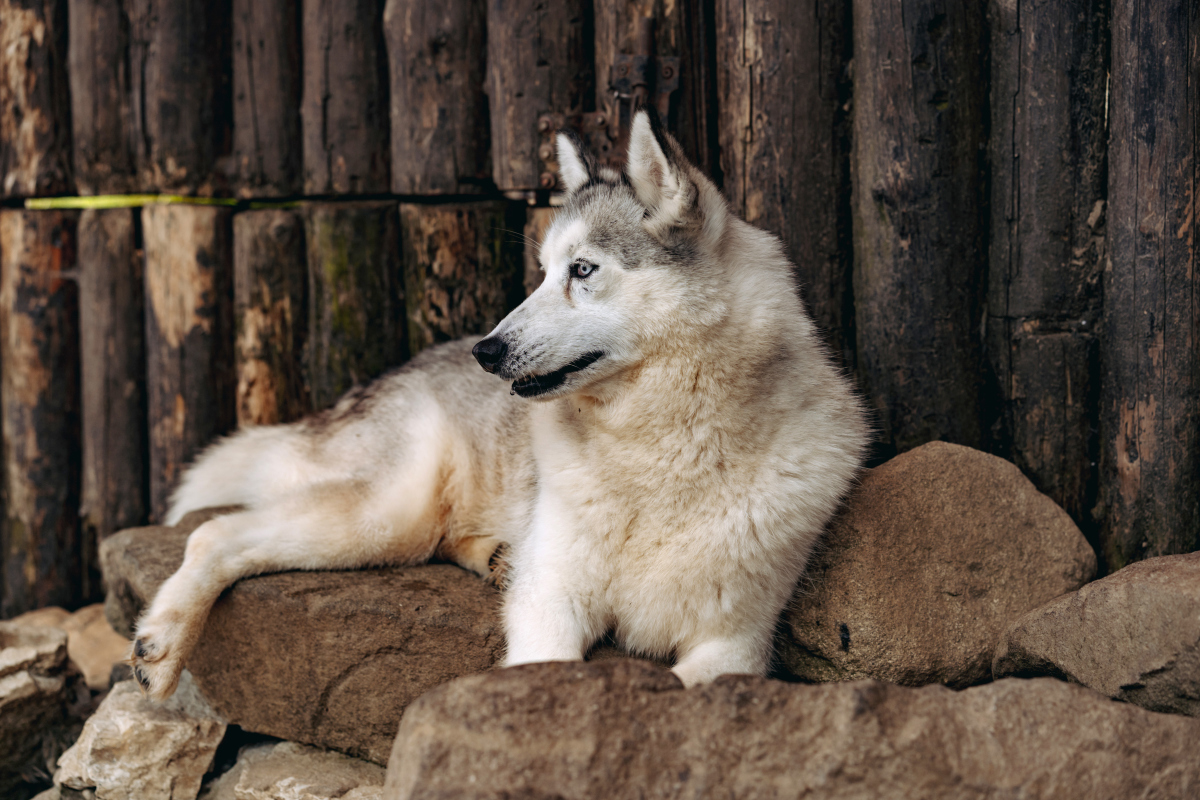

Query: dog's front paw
[130,615,192,701]
[487,542,512,589]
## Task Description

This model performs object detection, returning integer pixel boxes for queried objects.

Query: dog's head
[473,108,731,400]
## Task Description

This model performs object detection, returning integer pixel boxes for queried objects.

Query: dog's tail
[164,425,300,525]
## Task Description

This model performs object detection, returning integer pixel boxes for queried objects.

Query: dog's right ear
[556,131,596,194]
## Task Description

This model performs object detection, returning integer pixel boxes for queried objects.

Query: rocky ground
[3,442,1197,799]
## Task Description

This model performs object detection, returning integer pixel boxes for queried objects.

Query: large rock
[100,510,504,764]
[778,441,1096,687]
[386,659,1200,800]
[14,604,133,692]
[0,622,88,799]
[994,551,1200,715]
[56,672,225,800]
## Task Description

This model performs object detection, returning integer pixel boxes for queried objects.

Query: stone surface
[55,672,226,800]
[0,622,87,799]
[778,441,1097,687]
[386,659,1200,800]
[994,551,1200,715]
[233,741,384,800]
[14,604,133,691]
[100,510,504,765]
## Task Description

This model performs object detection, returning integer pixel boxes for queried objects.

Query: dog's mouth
[511,351,605,398]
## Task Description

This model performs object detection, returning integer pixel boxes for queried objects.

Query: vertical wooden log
[79,208,147,598]
[234,209,310,426]
[129,0,234,194]
[400,201,524,354]
[232,0,302,197]
[143,205,235,522]
[0,210,80,616]
[0,0,73,198]
[716,0,852,364]
[523,206,557,296]
[304,202,405,411]
[851,0,987,456]
[302,0,391,195]
[1100,0,1200,568]
[486,0,592,191]
[68,0,138,195]
[986,0,1108,527]
[384,0,490,195]
[594,0,717,175]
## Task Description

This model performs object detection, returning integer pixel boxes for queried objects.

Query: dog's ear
[625,108,696,230]
[557,130,596,194]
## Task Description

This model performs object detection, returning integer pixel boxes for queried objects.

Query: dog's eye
[571,261,597,279]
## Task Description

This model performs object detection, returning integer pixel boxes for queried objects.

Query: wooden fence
[0,0,1196,617]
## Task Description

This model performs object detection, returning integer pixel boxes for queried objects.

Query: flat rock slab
[100,510,504,764]
[386,659,1200,800]
[778,441,1097,687]
[994,551,1200,715]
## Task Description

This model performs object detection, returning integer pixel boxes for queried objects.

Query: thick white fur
[130,111,868,699]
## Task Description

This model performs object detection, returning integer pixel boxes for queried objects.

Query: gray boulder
[994,551,1200,715]
[778,441,1097,687]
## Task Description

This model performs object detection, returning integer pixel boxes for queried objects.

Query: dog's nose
[472,337,507,373]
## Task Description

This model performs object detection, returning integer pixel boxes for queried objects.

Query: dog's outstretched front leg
[132,482,438,700]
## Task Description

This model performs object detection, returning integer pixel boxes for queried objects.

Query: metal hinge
[537,17,681,188]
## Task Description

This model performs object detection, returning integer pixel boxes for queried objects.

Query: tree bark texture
[0,210,80,616]
[716,0,852,365]
[143,205,235,522]
[0,0,73,198]
[234,209,310,426]
[304,202,406,411]
[986,0,1108,529]
[851,0,987,456]
[129,0,234,194]
[400,201,525,355]
[302,0,391,195]
[1100,0,1200,569]
[79,208,147,577]
[486,0,593,191]
[594,0,717,175]
[232,0,302,197]
[523,206,557,296]
[68,0,138,195]
[384,0,490,195]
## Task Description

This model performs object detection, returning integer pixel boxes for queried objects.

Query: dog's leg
[671,635,771,688]
[131,480,441,701]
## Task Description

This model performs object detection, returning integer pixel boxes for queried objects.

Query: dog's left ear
[557,130,596,194]
[626,108,696,231]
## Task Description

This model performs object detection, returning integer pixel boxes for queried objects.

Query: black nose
[472,337,507,373]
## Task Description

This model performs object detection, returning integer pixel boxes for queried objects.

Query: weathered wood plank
[384,0,490,195]
[400,201,524,354]
[716,0,852,364]
[143,205,236,521]
[1100,0,1200,569]
[523,206,557,296]
[232,0,302,197]
[234,209,310,426]
[304,202,406,411]
[129,0,234,194]
[302,0,391,195]
[68,0,138,195]
[595,0,716,175]
[0,210,81,616]
[79,208,147,587]
[0,0,73,198]
[986,0,1107,528]
[850,0,987,456]
[486,0,592,191]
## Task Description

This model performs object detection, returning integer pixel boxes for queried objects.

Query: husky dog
[130,110,868,700]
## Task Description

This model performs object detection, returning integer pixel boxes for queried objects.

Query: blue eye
[571,261,597,279]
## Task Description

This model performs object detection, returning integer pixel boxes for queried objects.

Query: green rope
[23,195,302,210]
